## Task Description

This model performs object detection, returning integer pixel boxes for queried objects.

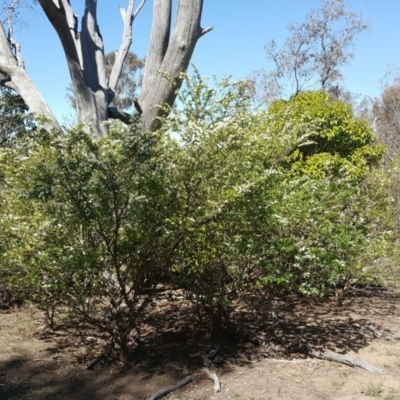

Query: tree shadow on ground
[237,290,399,357]
[0,351,179,400]
[0,290,398,400]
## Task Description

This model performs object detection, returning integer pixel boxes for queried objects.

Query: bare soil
[1,289,400,400]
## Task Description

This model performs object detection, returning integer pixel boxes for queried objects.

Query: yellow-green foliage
[268,91,384,180]
[0,74,391,341]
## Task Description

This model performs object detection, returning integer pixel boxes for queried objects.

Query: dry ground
[1,289,400,400]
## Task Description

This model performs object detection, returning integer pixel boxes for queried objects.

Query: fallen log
[292,343,383,373]
[203,345,221,367]
[271,312,384,374]
[146,375,192,400]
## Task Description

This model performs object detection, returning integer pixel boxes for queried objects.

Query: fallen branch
[145,346,221,399]
[203,346,221,392]
[146,375,192,400]
[271,312,384,374]
[303,346,383,373]
[203,345,220,367]
[202,367,221,392]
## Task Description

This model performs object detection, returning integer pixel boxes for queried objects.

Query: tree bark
[0,0,212,135]
[0,23,60,130]
[146,376,192,400]
[139,0,212,131]
[108,0,146,93]
[38,0,108,137]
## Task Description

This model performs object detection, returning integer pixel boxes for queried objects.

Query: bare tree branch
[200,25,213,36]
[38,0,90,112]
[0,21,60,129]
[108,0,147,95]
[80,0,108,133]
[38,0,109,136]
[0,23,17,76]
[6,0,24,67]
[108,106,133,125]
[81,0,106,90]
[133,0,147,19]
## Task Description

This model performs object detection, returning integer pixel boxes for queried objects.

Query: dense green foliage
[268,91,384,179]
[0,121,181,360]
[0,72,391,357]
[0,75,36,149]
[0,80,36,304]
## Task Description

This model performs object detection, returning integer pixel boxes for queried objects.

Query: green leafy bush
[0,122,180,361]
[158,71,297,333]
[268,91,384,180]
[163,80,388,321]
[0,73,390,345]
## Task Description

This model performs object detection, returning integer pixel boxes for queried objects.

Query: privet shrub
[0,73,390,347]
[158,74,388,332]
[0,122,180,361]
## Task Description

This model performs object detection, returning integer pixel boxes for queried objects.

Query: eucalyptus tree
[66,51,144,112]
[374,74,400,158]
[0,0,212,135]
[253,0,369,103]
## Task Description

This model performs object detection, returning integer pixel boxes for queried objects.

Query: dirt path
[1,291,400,400]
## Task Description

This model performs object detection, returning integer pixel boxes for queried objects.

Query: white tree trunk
[38,0,109,137]
[0,23,60,130]
[0,0,212,135]
[139,0,212,131]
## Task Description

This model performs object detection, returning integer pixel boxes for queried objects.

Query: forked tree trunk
[0,0,212,135]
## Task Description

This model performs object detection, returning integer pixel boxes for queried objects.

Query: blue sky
[13,0,400,121]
